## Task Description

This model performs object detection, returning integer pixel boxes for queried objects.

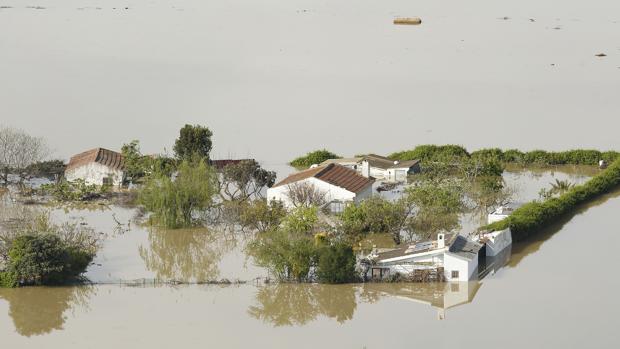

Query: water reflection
[0,286,94,337]
[249,284,357,326]
[138,226,237,282]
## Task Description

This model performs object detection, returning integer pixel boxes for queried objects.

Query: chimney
[437,233,445,248]
[361,160,370,178]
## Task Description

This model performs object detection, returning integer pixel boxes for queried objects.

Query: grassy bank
[484,158,620,242]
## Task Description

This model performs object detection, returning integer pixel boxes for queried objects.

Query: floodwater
[2,0,620,347]
[3,167,619,348]
[2,187,620,347]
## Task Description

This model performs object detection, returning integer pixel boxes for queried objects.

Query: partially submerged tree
[239,199,286,233]
[138,156,218,228]
[0,126,49,185]
[219,160,276,201]
[173,124,213,161]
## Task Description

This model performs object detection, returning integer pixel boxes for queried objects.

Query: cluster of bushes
[388,145,619,166]
[40,179,110,201]
[248,207,358,283]
[1,212,100,288]
[289,150,341,169]
[485,158,620,241]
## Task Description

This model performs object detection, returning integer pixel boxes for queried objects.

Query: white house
[65,148,125,187]
[319,157,363,171]
[360,154,421,182]
[368,233,483,282]
[267,163,375,210]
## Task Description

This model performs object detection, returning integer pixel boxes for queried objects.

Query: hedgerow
[485,158,620,241]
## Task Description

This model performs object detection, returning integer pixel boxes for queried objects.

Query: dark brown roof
[273,164,374,194]
[364,154,420,170]
[66,148,124,172]
[209,159,254,170]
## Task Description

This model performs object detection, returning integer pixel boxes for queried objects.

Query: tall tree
[0,126,49,185]
[173,124,213,161]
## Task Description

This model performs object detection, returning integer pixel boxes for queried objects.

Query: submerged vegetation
[289,149,341,169]
[0,211,100,288]
[485,158,620,241]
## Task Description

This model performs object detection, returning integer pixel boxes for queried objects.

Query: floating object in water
[595,53,607,57]
[394,17,422,25]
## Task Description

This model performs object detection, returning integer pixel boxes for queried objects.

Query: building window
[451,270,459,279]
[102,177,113,186]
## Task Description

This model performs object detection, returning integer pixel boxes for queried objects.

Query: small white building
[65,148,125,187]
[478,228,512,257]
[360,154,421,182]
[267,163,375,210]
[319,157,363,171]
[369,233,483,282]
[488,202,523,224]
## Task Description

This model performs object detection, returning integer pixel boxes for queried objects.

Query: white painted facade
[267,177,373,209]
[65,162,124,187]
[444,252,478,282]
[361,160,417,182]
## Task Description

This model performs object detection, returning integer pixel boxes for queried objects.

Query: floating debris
[529,18,536,22]
[498,16,510,20]
[394,17,422,25]
[595,53,607,57]
[553,26,562,30]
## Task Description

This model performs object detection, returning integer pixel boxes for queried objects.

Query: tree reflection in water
[138,226,238,282]
[0,286,94,337]
[248,284,357,326]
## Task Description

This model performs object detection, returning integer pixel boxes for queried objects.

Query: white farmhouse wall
[266,177,371,209]
[444,253,478,282]
[65,163,124,187]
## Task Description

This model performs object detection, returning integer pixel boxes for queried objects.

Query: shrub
[316,243,357,284]
[289,150,341,169]
[138,156,218,228]
[485,158,620,241]
[0,271,18,288]
[4,233,95,286]
[388,145,469,162]
[40,179,106,201]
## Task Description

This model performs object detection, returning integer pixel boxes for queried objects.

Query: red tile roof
[66,148,124,172]
[273,164,374,194]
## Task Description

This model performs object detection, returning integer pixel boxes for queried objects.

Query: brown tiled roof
[273,164,374,194]
[209,159,254,170]
[66,148,124,172]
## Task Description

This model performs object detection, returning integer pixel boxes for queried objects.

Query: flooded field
[2,166,618,348]
[2,186,620,347]
[2,0,619,347]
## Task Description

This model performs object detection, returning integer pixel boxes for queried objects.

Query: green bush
[289,150,341,169]
[388,145,469,162]
[138,156,218,228]
[4,234,95,286]
[0,271,18,288]
[485,158,620,241]
[316,243,357,284]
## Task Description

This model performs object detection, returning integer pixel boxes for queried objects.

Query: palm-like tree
[549,179,574,195]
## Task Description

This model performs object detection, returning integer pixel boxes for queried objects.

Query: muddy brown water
[2,0,620,347]
[2,168,619,348]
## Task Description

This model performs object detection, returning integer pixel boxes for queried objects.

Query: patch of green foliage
[485,158,620,241]
[248,206,357,283]
[0,212,99,287]
[121,140,177,184]
[289,150,341,169]
[138,156,218,228]
[388,145,469,162]
[316,243,357,284]
[389,145,619,166]
[239,199,287,233]
[25,160,66,180]
[40,179,109,201]
[173,124,213,161]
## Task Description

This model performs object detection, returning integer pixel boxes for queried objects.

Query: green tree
[289,149,341,169]
[138,156,218,228]
[316,243,357,283]
[239,200,286,233]
[219,160,276,201]
[403,182,464,240]
[173,124,213,161]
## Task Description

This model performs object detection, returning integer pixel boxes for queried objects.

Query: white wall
[65,163,124,187]
[444,253,478,282]
[267,177,370,209]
